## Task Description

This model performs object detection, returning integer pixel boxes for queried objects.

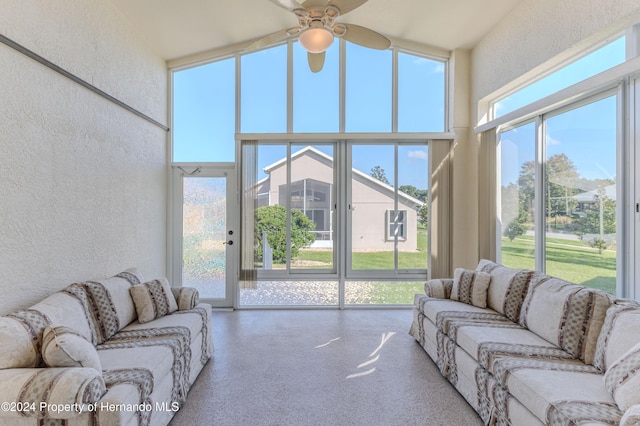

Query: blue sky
[174,36,624,191]
[499,37,624,187]
[173,40,441,189]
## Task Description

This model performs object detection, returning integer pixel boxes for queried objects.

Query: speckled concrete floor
[170,309,483,426]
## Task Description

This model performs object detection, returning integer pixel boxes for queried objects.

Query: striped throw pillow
[130,278,178,324]
[451,268,491,308]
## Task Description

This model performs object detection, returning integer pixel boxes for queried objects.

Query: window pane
[499,122,536,270]
[240,280,338,306]
[173,59,236,162]
[289,144,335,270]
[398,53,445,132]
[351,144,395,270]
[397,145,428,269]
[345,43,392,132]
[544,95,617,294]
[254,145,287,268]
[182,177,227,298]
[345,281,423,305]
[293,42,339,132]
[241,45,287,133]
[495,37,625,118]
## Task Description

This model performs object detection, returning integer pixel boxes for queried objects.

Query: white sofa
[0,269,213,426]
[409,260,640,426]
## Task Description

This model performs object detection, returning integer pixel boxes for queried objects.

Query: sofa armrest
[425,279,454,299]
[0,367,104,419]
[621,404,640,426]
[171,286,200,310]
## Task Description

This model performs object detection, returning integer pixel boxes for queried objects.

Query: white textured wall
[0,1,168,314]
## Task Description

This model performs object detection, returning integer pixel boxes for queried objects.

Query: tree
[254,206,316,264]
[518,154,580,219]
[417,204,428,226]
[503,204,529,241]
[370,165,390,184]
[575,196,616,236]
[399,185,428,202]
[546,153,580,217]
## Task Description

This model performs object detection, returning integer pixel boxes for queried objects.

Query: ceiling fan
[249,0,391,73]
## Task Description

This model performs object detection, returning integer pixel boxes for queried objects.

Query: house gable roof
[261,146,424,207]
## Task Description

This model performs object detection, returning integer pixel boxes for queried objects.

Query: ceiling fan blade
[308,51,326,73]
[269,0,305,12]
[301,0,368,15]
[341,24,390,50]
[329,0,369,15]
[245,29,292,52]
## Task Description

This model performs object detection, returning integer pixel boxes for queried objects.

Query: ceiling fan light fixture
[298,27,334,53]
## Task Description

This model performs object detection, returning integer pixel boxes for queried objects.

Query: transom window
[172,40,447,162]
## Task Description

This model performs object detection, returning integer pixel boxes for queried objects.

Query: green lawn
[294,225,428,270]
[501,237,616,294]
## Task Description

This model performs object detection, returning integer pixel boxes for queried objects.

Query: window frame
[494,84,626,296]
[386,209,408,241]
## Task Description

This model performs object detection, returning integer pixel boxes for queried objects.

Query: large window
[172,40,447,160]
[498,94,619,294]
[494,37,626,118]
[173,39,447,307]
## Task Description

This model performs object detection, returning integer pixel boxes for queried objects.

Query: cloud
[545,134,562,146]
[407,150,428,160]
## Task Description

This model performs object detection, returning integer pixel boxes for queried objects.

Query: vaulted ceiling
[108,0,525,61]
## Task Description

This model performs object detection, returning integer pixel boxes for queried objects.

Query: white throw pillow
[130,278,178,324]
[604,341,640,411]
[42,325,102,373]
[451,268,491,308]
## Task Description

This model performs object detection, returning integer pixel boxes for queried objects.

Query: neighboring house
[255,147,424,251]
[573,184,617,206]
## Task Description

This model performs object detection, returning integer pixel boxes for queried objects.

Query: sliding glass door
[346,142,428,304]
[239,139,429,307]
[497,92,620,295]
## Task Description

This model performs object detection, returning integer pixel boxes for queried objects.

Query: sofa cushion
[424,279,453,299]
[519,275,611,365]
[42,325,102,373]
[593,299,640,372]
[490,357,621,424]
[0,309,51,368]
[130,278,178,324]
[62,268,144,344]
[0,367,105,419]
[621,405,640,426]
[29,292,95,345]
[416,296,497,328]
[171,287,200,311]
[451,268,491,308]
[455,325,573,372]
[604,342,640,411]
[476,259,535,323]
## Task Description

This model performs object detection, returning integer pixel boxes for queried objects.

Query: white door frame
[170,163,238,308]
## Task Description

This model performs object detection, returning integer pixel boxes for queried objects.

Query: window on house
[386,210,407,241]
